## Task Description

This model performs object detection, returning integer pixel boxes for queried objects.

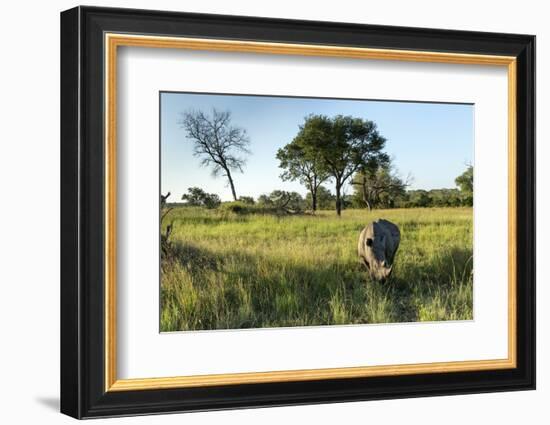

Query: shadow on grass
[387,247,473,322]
[161,240,473,331]
[165,240,220,272]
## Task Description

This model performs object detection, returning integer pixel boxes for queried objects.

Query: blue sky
[161,92,473,202]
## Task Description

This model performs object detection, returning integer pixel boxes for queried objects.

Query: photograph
[159,92,474,332]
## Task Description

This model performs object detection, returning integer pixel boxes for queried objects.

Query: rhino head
[358,219,401,282]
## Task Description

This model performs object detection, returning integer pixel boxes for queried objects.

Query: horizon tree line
[178,108,473,213]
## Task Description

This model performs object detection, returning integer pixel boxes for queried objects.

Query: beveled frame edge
[104,33,517,392]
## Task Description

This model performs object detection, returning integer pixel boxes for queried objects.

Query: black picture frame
[61,5,535,419]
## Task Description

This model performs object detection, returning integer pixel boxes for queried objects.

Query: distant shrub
[219,201,260,215]
[238,196,255,205]
[257,190,305,213]
[220,193,308,216]
[181,187,221,209]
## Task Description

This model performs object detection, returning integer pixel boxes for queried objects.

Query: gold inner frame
[104,33,517,392]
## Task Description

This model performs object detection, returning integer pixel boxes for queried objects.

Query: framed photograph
[60,6,535,419]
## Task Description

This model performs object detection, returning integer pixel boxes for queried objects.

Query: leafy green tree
[293,114,388,216]
[305,186,335,210]
[455,165,473,193]
[455,165,473,206]
[181,187,221,209]
[276,139,329,212]
[180,109,250,201]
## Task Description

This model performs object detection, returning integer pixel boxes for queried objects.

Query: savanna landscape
[160,92,474,332]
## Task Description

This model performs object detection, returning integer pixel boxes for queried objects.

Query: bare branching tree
[352,165,412,211]
[160,192,174,257]
[180,109,251,201]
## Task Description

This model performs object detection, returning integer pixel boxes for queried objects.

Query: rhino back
[376,219,400,262]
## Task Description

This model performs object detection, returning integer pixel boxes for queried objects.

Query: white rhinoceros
[358,219,400,281]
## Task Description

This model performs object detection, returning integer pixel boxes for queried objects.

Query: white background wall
[0,0,545,423]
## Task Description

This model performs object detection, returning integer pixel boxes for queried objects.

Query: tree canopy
[455,165,473,194]
[291,114,389,215]
[454,165,473,206]
[276,137,329,212]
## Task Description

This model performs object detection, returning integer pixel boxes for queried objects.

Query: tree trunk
[311,187,317,212]
[360,176,372,211]
[225,169,238,201]
[335,182,342,216]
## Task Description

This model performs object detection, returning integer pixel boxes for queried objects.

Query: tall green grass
[160,207,473,331]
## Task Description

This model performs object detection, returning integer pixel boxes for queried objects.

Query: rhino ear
[366,238,373,247]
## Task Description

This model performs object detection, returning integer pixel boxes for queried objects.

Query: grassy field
[160,207,473,332]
